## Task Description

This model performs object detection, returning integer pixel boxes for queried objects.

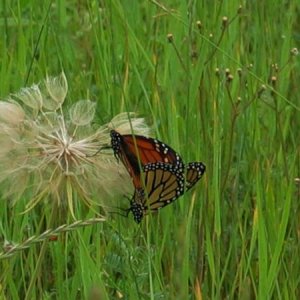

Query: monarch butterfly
[110,130,206,223]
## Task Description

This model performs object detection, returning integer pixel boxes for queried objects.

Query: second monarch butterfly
[110,130,206,223]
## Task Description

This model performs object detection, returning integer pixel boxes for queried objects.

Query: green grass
[0,0,300,299]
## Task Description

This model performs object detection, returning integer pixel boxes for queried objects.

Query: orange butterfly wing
[185,162,206,190]
[110,130,183,188]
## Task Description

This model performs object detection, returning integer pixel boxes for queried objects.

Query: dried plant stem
[0,217,105,260]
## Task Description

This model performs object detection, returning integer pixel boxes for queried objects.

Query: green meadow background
[0,0,299,299]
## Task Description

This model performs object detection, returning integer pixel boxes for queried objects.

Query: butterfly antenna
[86,145,111,157]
